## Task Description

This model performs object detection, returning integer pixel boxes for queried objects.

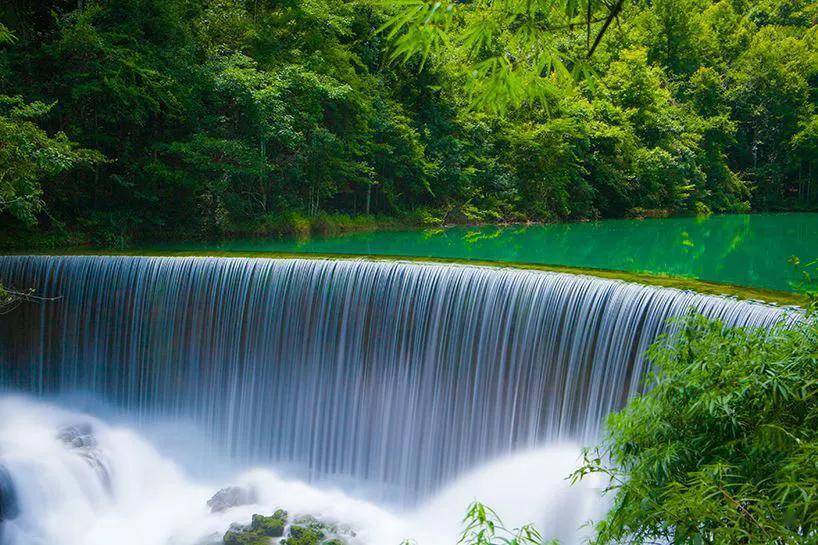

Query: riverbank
[4,210,815,251]
[0,213,420,251]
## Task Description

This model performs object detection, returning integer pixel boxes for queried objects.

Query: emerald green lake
[151,213,818,292]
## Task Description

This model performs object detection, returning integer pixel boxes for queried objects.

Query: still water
[152,213,818,292]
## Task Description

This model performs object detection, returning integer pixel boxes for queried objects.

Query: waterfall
[0,256,793,503]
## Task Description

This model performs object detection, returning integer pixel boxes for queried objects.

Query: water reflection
[149,213,818,291]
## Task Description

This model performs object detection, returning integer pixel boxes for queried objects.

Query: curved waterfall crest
[0,255,794,501]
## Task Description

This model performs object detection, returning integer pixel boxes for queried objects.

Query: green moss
[40,248,806,307]
[223,529,269,545]
[223,510,288,545]
[280,525,325,545]
[219,213,414,240]
[251,512,286,537]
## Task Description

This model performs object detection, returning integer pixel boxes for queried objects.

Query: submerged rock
[57,423,97,449]
[57,423,112,491]
[208,486,258,513]
[0,465,19,521]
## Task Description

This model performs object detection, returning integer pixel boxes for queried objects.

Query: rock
[223,529,266,545]
[291,515,323,530]
[223,530,267,545]
[223,509,288,545]
[250,512,286,537]
[57,423,97,449]
[56,423,112,491]
[0,465,19,521]
[222,510,351,545]
[291,515,354,540]
[207,486,258,513]
[280,525,325,545]
[228,522,251,533]
[284,515,354,545]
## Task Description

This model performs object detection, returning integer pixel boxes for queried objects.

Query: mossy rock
[291,515,324,530]
[322,539,346,545]
[280,525,325,545]
[222,529,269,545]
[251,512,287,537]
[223,510,288,545]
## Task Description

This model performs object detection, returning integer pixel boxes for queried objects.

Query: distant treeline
[0,0,816,245]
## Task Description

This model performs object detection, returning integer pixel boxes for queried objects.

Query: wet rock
[57,423,112,492]
[207,486,258,513]
[228,522,251,532]
[291,515,322,530]
[0,465,19,521]
[223,509,287,545]
[280,524,325,545]
[222,510,351,545]
[291,515,354,541]
[251,510,287,537]
[223,525,261,545]
[223,529,267,545]
[282,516,350,545]
[57,423,97,449]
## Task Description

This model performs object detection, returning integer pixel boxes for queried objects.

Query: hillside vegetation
[0,0,815,246]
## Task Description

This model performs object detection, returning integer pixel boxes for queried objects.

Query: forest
[0,0,816,248]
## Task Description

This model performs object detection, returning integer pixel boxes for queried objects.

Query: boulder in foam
[0,464,18,522]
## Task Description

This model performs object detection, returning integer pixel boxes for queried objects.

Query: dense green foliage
[0,23,100,227]
[0,1,815,246]
[573,303,818,544]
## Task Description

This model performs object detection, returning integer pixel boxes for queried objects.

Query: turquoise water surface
[151,213,818,292]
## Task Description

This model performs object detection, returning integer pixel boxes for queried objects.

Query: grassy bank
[24,248,804,307]
[0,213,425,251]
[225,212,421,238]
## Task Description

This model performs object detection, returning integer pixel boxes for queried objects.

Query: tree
[0,24,101,225]
[0,0,814,245]
[727,25,817,207]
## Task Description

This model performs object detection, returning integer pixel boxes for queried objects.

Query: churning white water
[0,396,602,545]
[0,256,797,544]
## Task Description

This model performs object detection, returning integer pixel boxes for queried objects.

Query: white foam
[0,396,603,545]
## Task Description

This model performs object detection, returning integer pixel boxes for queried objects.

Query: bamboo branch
[587,0,625,58]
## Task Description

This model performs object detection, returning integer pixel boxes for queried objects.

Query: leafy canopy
[378,0,626,111]
[0,24,101,225]
[0,0,815,244]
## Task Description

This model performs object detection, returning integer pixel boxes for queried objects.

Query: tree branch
[587,0,625,59]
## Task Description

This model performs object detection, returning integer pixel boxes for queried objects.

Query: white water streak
[0,256,794,502]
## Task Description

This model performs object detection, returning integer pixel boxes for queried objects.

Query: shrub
[573,309,818,545]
